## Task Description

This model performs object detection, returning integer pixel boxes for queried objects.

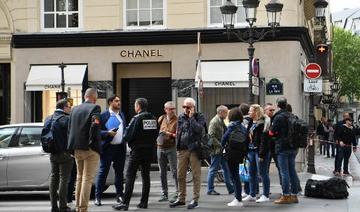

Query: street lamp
[220,0,283,104]
[314,0,328,23]
[57,62,68,100]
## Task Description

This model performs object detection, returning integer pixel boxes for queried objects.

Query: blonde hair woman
[243,104,271,203]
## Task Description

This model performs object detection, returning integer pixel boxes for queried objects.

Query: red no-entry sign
[304,63,322,79]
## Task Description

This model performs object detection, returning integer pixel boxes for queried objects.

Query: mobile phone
[112,128,119,132]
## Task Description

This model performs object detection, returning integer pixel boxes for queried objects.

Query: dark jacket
[176,112,206,151]
[337,124,358,146]
[123,111,158,150]
[249,119,264,150]
[270,109,294,153]
[51,109,70,153]
[67,101,101,154]
[221,121,248,163]
[100,110,127,153]
[260,115,272,159]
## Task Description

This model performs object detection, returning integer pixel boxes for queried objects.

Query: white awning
[25,65,87,91]
[195,61,249,88]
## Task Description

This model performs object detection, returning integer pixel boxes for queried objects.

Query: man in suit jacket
[94,94,127,206]
[68,88,101,212]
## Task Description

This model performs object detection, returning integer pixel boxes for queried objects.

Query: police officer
[113,98,158,210]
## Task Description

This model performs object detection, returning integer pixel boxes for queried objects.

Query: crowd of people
[45,88,358,212]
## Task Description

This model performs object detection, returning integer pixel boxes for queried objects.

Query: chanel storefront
[12,28,314,127]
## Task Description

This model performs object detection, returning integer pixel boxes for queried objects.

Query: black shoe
[207,190,220,195]
[116,195,124,203]
[94,198,102,206]
[169,200,185,208]
[51,207,59,212]
[187,200,199,209]
[59,207,75,212]
[137,202,148,209]
[112,203,128,211]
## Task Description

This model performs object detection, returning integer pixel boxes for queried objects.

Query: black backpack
[41,115,65,153]
[286,113,309,148]
[305,177,349,199]
[224,123,248,162]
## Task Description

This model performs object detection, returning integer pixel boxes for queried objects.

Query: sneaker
[290,195,299,203]
[256,195,270,203]
[227,198,243,207]
[158,194,168,202]
[94,198,102,206]
[242,195,256,202]
[334,171,341,177]
[241,193,249,198]
[207,190,220,195]
[169,193,178,203]
[187,200,199,209]
[116,195,124,203]
[112,203,129,211]
[274,195,293,204]
[169,200,185,208]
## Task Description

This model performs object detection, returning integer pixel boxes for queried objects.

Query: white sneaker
[256,195,270,203]
[241,193,248,198]
[242,195,256,202]
[227,198,244,207]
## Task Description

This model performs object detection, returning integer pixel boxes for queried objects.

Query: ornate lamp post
[220,0,283,104]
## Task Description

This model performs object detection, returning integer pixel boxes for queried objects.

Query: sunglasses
[269,109,275,112]
[166,107,176,110]
[182,106,193,109]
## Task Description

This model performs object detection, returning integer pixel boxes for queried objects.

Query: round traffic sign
[304,63,322,79]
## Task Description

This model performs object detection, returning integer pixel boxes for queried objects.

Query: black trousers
[123,148,154,206]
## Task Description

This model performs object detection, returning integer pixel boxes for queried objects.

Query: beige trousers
[177,150,201,202]
[74,149,100,212]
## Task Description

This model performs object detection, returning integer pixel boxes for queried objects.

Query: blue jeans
[258,153,271,197]
[95,144,126,199]
[207,154,234,193]
[277,149,299,195]
[248,150,259,197]
[227,160,242,201]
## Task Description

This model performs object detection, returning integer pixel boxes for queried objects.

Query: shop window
[124,0,165,29]
[208,0,246,27]
[42,90,82,121]
[41,0,82,31]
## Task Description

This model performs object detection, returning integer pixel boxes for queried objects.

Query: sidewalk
[90,151,360,212]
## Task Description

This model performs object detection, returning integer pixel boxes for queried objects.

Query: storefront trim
[12,27,315,59]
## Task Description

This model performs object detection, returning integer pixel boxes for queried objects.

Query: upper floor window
[124,0,165,29]
[351,18,360,32]
[209,0,246,27]
[41,0,82,31]
[334,20,343,28]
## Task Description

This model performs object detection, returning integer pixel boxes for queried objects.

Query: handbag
[239,159,249,182]
[156,131,167,146]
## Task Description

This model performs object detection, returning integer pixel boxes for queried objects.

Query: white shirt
[109,108,124,145]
